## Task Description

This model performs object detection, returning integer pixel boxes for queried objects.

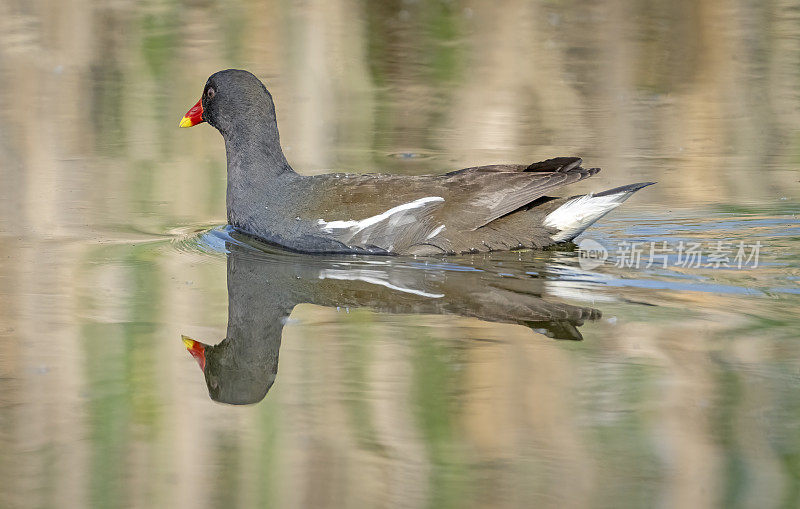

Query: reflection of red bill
[179,99,204,128]
[182,335,206,371]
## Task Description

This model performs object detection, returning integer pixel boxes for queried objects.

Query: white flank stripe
[318,196,444,233]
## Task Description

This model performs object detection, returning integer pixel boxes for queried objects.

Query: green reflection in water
[714,365,746,509]
[2,0,800,507]
[411,327,471,509]
[342,311,384,455]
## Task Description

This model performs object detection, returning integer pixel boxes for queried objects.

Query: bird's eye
[206,87,216,100]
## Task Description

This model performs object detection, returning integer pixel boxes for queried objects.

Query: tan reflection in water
[0,0,797,508]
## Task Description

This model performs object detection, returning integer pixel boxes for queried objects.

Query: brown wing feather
[442,161,600,231]
[475,166,600,229]
[524,157,584,173]
[302,157,599,251]
[443,156,583,176]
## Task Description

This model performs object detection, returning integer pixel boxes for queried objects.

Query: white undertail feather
[543,189,639,242]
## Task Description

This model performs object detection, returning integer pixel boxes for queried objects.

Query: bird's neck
[222,121,298,225]
[224,251,292,364]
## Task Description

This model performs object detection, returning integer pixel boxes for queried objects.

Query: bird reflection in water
[182,233,601,405]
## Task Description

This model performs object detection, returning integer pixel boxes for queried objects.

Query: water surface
[1,1,799,508]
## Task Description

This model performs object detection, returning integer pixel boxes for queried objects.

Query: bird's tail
[543,182,655,242]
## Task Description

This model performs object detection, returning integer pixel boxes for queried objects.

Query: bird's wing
[303,174,447,252]
[441,157,600,230]
[443,156,584,175]
[315,194,446,252]
[301,157,598,251]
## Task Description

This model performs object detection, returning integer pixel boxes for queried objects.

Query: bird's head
[179,69,277,136]
[181,334,275,405]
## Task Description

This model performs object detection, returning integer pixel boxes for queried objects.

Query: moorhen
[180,69,653,255]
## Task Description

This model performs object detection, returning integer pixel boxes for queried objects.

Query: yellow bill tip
[179,116,193,128]
[182,335,195,348]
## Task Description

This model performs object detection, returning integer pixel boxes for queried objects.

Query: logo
[577,239,608,270]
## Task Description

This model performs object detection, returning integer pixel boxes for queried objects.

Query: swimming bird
[180,69,653,255]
